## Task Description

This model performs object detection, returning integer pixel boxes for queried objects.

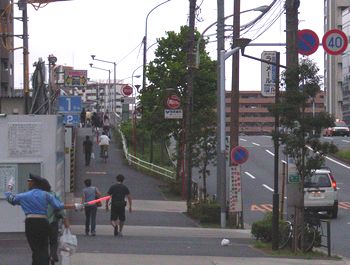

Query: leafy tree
[275,58,337,251]
[138,26,217,192]
[277,58,337,173]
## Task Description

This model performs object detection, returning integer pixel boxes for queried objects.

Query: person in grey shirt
[82,179,101,236]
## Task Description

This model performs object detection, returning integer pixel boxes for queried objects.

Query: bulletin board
[0,163,41,199]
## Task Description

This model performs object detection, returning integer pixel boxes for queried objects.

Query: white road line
[266,149,275,156]
[325,156,350,169]
[252,142,260,146]
[282,160,287,164]
[342,140,350,143]
[244,172,256,179]
[240,138,247,142]
[262,184,274,192]
[306,145,350,170]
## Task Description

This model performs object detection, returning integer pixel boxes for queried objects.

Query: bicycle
[100,145,108,163]
[278,211,321,252]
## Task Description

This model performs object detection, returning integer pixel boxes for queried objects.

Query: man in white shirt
[99,131,110,157]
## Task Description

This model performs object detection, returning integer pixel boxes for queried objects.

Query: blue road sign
[297,29,319,56]
[58,96,82,113]
[63,114,80,126]
[230,146,249,165]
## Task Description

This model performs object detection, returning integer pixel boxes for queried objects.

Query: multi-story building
[225,90,325,135]
[324,0,350,121]
[341,5,350,124]
[0,0,14,97]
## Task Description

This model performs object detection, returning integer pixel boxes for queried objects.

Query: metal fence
[111,112,176,181]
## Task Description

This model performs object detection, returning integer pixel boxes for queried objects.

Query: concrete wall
[0,115,65,232]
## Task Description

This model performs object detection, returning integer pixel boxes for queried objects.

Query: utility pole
[271,52,280,250]
[285,0,299,252]
[217,0,226,228]
[185,0,196,207]
[18,0,29,114]
[230,0,241,228]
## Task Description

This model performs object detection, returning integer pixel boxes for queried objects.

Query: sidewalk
[69,223,349,265]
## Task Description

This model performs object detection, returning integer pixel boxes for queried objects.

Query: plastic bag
[91,152,95,159]
[59,228,78,256]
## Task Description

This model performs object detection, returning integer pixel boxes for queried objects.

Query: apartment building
[225,90,325,135]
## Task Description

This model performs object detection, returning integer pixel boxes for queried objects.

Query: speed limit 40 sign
[322,29,348,55]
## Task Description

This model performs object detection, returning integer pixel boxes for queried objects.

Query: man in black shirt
[106,174,132,236]
[83,135,93,166]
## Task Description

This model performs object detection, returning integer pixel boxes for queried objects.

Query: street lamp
[89,63,111,113]
[91,55,117,112]
[195,5,269,68]
[142,0,172,92]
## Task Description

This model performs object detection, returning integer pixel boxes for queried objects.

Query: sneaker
[91,232,96,236]
[114,226,118,236]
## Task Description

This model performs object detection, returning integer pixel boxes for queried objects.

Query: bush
[188,201,220,224]
[251,213,273,242]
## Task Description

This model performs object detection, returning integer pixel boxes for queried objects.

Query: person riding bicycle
[102,115,111,138]
[99,131,110,157]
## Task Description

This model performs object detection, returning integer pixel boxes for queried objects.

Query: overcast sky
[12,0,324,91]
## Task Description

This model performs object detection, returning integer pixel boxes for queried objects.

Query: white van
[304,168,338,218]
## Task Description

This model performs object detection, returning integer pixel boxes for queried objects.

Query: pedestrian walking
[83,135,93,166]
[4,174,65,265]
[80,107,86,127]
[82,179,101,236]
[106,174,132,237]
[40,178,70,264]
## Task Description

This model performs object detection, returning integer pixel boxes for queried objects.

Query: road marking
[251,204,269,212]
[282,160,287,164]
[325,156,350,169]
[265,149,274,156]
[306,145,350,170]
[240,138,247,142]
[339,202,350,209]
[86,171,107,175]
[252,142,260,146]
[342,140,350,143]
[244,171,256,179]
[251,202,350,212]
[262,184,274,192]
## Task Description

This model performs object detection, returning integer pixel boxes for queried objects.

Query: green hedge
[188,202,220,224]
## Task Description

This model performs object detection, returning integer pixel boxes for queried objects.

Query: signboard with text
[64,70,87,87]
[164,109,183,119]
[261,51,277,97]
[229,165,242,212]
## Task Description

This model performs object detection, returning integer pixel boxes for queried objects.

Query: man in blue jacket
[4,173,77,265]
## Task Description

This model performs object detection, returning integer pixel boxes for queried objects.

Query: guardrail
[112,111,176,181]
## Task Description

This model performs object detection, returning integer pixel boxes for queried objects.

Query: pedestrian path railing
[118,127,176,181]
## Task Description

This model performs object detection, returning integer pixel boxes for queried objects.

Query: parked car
[304,168,338,218]
[323,120,350,137]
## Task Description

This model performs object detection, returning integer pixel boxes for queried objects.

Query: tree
[138,26,217,194]
[276,58,337,251]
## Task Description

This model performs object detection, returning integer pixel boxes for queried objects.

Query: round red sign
[122,85,133,96]
[166,94,181,109]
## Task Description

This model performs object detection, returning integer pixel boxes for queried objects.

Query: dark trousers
[25,218,50,265]
[85,151,91,166]
[49,221,59,262]
[84,205,97,233]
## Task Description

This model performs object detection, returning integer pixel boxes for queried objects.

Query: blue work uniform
[5,189,64,265]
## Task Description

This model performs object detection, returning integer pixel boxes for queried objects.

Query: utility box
[0,115,66,232]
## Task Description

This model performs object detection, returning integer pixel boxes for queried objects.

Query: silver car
[304,169,338,218]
